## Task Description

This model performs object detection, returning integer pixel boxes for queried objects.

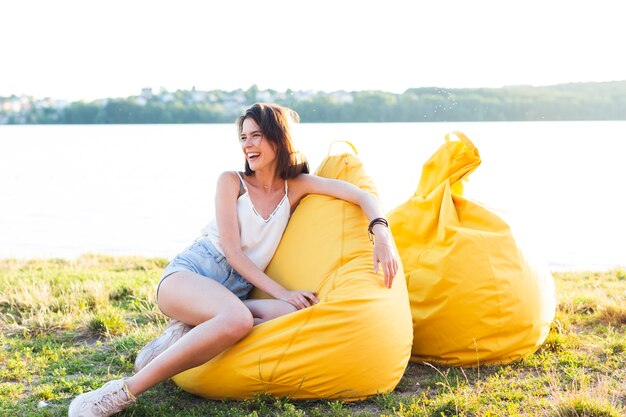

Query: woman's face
[240,117,277,173]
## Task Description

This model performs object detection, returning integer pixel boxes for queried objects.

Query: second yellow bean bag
[387,132,556,366]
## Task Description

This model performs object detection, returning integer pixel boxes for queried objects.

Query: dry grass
[1,257,625,416]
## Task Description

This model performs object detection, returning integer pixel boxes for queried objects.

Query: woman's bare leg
[124,271,253,396]
[243,299,298,325]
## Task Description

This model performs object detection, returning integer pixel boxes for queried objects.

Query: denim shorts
[158,236,254,300]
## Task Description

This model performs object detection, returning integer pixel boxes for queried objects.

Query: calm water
[1,121,625,271]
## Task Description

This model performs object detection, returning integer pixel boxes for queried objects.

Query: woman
[68,103,398,417]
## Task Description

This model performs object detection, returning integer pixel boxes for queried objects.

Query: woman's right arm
[214,172,317,309]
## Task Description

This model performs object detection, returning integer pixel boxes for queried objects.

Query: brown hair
[236,103,309,179]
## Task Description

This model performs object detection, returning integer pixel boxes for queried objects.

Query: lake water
[1,121,625,272]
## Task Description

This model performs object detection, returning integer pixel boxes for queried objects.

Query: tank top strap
[235,171,249,193]
[284,179,288,194]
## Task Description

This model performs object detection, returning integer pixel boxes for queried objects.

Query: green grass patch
[2,256,626,416]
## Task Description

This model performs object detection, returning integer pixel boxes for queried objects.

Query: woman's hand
[372,224,399,288]
[278,289,319,310]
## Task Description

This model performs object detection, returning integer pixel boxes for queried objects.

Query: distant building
[191,90,207,102]
[329,91,354,104]
[256,90,274,102]
[140,88,153,99]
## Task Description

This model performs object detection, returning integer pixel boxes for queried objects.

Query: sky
[3,0,625,101]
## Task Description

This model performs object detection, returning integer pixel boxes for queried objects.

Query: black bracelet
[368,217,389,244]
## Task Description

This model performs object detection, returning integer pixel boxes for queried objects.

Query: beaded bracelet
[367,217,389,244]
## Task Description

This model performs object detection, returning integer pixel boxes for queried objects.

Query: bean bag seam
[261,304,317,392]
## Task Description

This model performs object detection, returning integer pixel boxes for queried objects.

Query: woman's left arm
[292,174,398,288]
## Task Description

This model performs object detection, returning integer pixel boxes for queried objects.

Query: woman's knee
[221,305,254,339]
[156,272,252,327]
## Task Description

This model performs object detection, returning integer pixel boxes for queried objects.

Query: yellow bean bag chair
[172,149,413,400]
[387,132,556,366]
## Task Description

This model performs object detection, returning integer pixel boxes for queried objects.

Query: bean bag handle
[327,140,358,156]
[445,131,475,149]
[416,131,481,197]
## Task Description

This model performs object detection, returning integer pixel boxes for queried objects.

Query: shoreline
[0,252,623,273]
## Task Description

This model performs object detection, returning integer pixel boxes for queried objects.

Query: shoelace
[93,386,130,415]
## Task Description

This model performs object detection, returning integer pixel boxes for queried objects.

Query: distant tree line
[2,81,625,124]
[288,82,626,122]
[61,98,231,124]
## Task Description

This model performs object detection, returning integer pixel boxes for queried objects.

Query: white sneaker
[68,379,135,417]
[133,319,192,372]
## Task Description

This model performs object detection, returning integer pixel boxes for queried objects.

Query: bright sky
[3,0,624,101]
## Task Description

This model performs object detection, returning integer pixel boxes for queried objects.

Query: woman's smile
[246,151,260,162]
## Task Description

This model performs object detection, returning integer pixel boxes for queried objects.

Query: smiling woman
[173,146,413,401]
[66,102,400,416]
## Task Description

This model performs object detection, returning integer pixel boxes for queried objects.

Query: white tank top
[202,172,291,271]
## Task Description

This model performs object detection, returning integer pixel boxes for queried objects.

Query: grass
[1,255,625,417]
